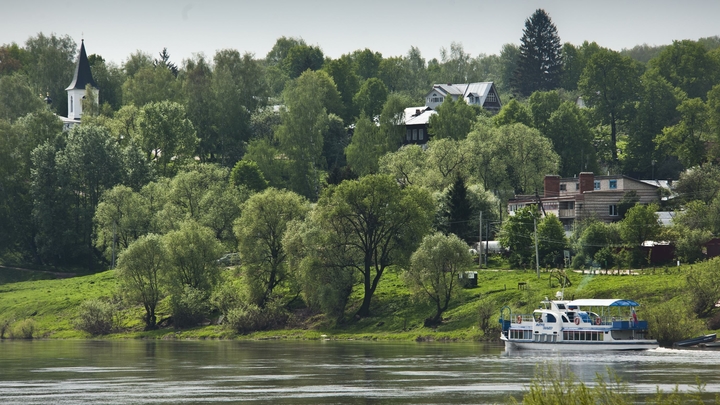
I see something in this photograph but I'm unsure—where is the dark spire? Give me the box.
[65,39,97,90]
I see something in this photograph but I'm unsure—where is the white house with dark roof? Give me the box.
[402,82,502,145]
[425,82,502,112]
[61,39,98,129]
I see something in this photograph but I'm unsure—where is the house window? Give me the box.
[560,184,566,191]
[486,92,496,103]
[412,129,418,140]
[406,129,411,141]
[575,183,580,191]
[70,96,73,112]
[594,181,601,190]
[609,205,618,216]
[609,179,617,189]
[418,128,424,140]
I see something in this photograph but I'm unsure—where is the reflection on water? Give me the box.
[0,340,719,404]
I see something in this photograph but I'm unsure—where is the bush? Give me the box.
[75,299,116,335]
[225,300,289,334]
[477,299,496,336]
[10,319,36,339]
[0,319,10,339]
[170,286,210,329]
[645,300,703,345]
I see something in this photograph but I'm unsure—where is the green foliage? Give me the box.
[686,258,720,318]
[163,221,223,292]
[494,99,532,127]
[544,101,596,177]
[579,48,642,162]
[230,160,268,192]
[225,300,289,334]
[673,227,712,264]
[24,33,76,115]
[10,319,36,339]
[283,44,324,79]
[656,98,712,168]
[137,100,197,176]
[650,39,720,100]
[312,175,434,317]
[353,77,388,118]
[619,203,661,246]
[444,176,474,242]
[645,299,703,345]
[234,188,309,307]
[74,299,116,335]
[122,65,179,106]
[537,214,566,267]
[513,9,563,96]
[345,113,381,176]
[428,96,478,140]
[169,285,210,328]
[0,73,44,122]
[499,206,539,268]
[117,234,166,329]
[406,232,472,323]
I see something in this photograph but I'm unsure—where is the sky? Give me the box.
[3,0,720,66]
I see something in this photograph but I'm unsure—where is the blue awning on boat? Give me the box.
[567,299,640,307]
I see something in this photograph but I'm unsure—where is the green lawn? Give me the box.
[0,264,706,341]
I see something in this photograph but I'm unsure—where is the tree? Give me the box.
[183,55,215,162]
[650,40,720,100]
[444,176,474,243]
[313,175,434,317]
[137,100,198,176]
[24,33,76,115]
[619,203,661,266]
[527,90,562,134]
[514,9,563,96]
[425,138,470,190]
[283,44,324,78]
[685,258,720,318]
[88,54,124,111]
[579,48,642,163]
[121,65,179,106]
[494,99,532,127]
[163,221,223,292]
[117,234,166,330]
[624,69,682,178]
[93,185,151,263]
[492,123,559,194]
[230,160,268,192]
[428,96,478,140]
[537,214,566,267]
[353,78,388,118]
[234,188,309,307]
[0,74,45,122]
[323,55,360,122]
[345,113,382,176]
[353,48,382,80]
[655,98,711,168]
[266,36,306,67]
[499,205,539,268]
[276,70,340,199]
[378,144,426,187]
[406,233,472,324]
[544,101,596,176]
[576,220,621,267]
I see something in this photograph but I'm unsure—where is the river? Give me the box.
[1,340,719,404]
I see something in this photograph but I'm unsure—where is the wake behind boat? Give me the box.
[499,295,658,351]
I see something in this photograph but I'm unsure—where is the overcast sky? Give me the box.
[4,0,720,66]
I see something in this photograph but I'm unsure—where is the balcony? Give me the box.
[558,209,575,218]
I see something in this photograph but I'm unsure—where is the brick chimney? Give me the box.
[544,175,560,197]
[579,172,594,193]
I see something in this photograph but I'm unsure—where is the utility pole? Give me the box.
[485,221,490,267]
[478,211,482,268]
[112,221,117,269]
[534,216,540,279]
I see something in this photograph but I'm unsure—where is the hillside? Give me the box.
[0,265,707,343]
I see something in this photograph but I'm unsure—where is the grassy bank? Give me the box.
[0,264,709,341]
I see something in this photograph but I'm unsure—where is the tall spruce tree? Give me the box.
[446,175,474,243]
[514,9,563,96]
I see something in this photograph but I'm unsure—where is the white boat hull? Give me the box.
[503,339,659,351]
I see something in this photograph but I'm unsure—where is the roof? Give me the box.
[427,82,496,104]
[568,299,640,307]
[403,106,435,126]
[66,40,97,91]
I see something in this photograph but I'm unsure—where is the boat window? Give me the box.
[557,304,566,310]
[546,314,557,323]
[561,315,569,323]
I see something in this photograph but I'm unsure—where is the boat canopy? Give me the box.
[567,299,639,307]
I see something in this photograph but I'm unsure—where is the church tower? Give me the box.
[65,39,98,120]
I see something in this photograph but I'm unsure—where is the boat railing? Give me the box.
[512,314,534,324]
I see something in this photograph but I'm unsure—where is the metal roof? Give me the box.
[66,40,98,91]
[403,106,435,125]
[568,299,640,307]
[428,82,495,104]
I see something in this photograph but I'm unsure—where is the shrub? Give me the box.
[645,300,703,345]
[10,319,36,339]
[0,319,10,339]
[170,286,210,329]
[477,299,496,335]
[75,299,116,335]
[225,300,289,334]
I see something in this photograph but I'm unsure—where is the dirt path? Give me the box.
[0,265,76,278]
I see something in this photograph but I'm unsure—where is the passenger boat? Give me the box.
[499,295,659,351]
[673,334,717,348]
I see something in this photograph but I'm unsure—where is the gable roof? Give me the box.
[66,40,97,91]
[426,82,496,104]
[403,106,436,125]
